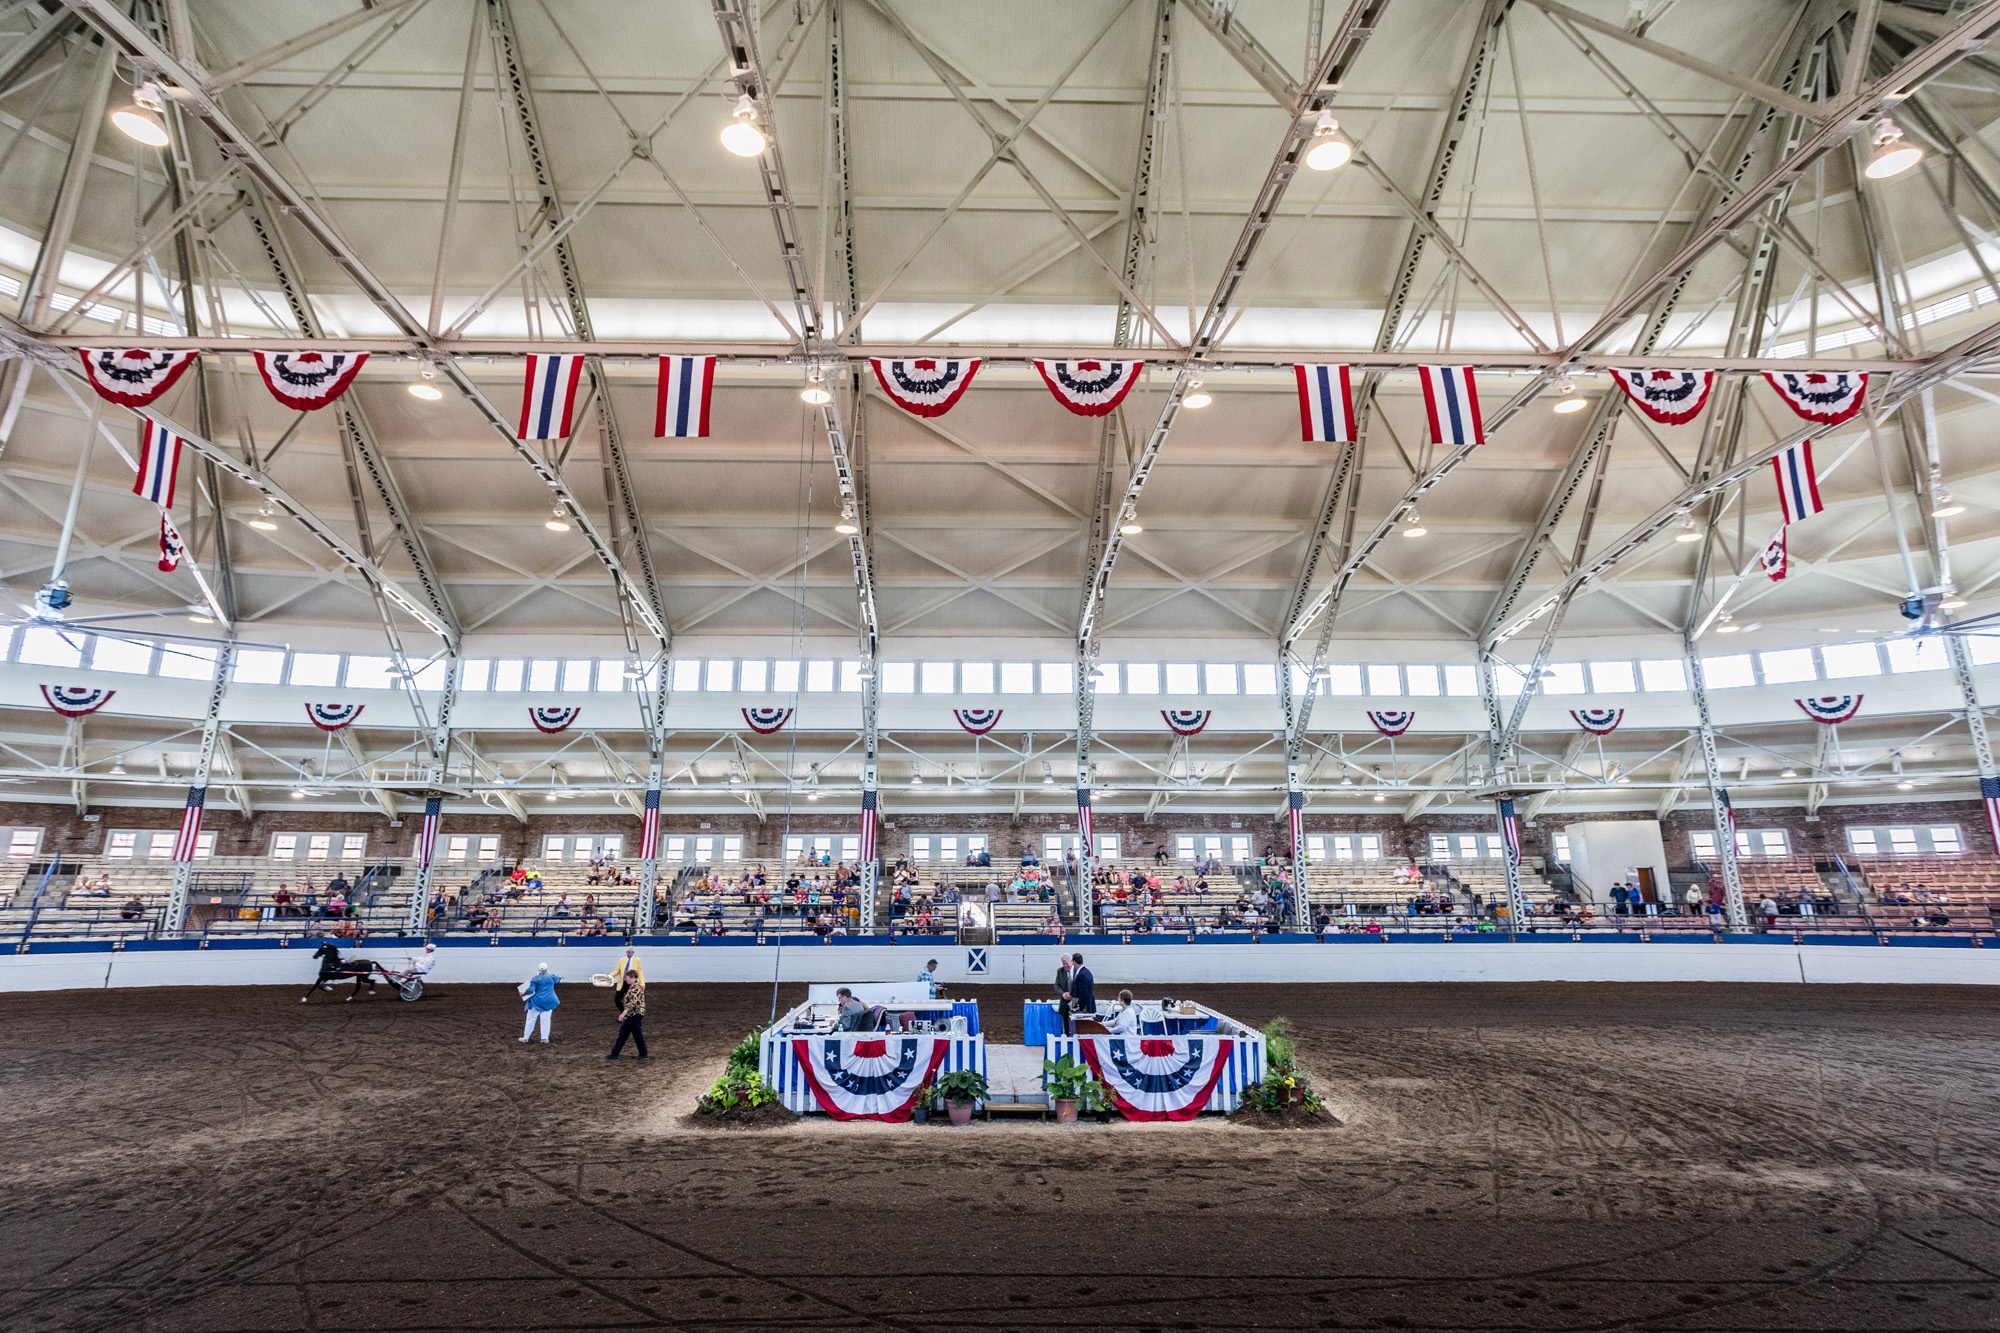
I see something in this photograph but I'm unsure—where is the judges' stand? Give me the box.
[1040,999,1265,1120]
[761,990,985,1119]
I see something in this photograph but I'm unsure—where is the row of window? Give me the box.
[11,627,1987,698]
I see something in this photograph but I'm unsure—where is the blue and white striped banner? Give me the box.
[1294,363,1357,442]
[516,353,587,440]
[655,355,714,437]
[1418,365,1484,445]
[134,419,183,507]
[1772,439,1823,524]
[761,1031,985,1116]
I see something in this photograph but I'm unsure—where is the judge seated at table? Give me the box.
[834,988,870,1030]
[1106,989,1141,1034]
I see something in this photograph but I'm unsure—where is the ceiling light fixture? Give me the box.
[1781,767,1796,777]
[622,660,643,678]
[721,93,767,156]
[408,364,442,400]
[1182,377,1211,409]
[544,505,570,532]
[246,502,278,532]
[1931,490,1965,517]
[1401,510,1427,537]
[1553,374,1588,413]
[1118,503,1143,536]
[1864,118,1922,180]
[1373,792,1386,802]
[1716,615,1740,633]
[1942,597,1968,610]
[1674,517,1703,543]
[111,81,170,147]
[1896,779,1915,790]
[834,501,859,535]
[911,770,923,786]
[109,758,125,775]
[801,367,832,405]
[188,613,213,624]
[292,788,305,799]
[1304,109,1351,171]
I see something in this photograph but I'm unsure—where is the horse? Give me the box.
[301,940,388,1002]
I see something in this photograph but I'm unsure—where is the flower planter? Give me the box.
[1053,1098,1079,1125]
[912,1105,930,1124]
[947,1100,975,1127]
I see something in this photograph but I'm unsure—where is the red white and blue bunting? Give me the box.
[1612,368,1713,425]
[1295,363,1357,442]
[156,508,185,572]
[529,705,581,734]
[1367,709,1414,737]
[40,684,114,717]
[790,1036,951,1121]
[655,355,715,437]
[1075,1036,1236,1122]
[1162,709,1211,736]
[1764,370,1867,426]
[517,353,587,440]
[252,351,367,411]
[1418,365,1484,445]
[133,419,184,508]
[1796,694,1862,724]
[1033,359,1142,416]
[1772,439,1824,524]
[870,358,980,417]
[954,707,1002,734]
[1570,708,1625,735]
[742,706,794,734]
[305,702,365,731]
[1760,532,1788,581]
[77,349,198,407]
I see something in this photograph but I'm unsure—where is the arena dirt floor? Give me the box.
[3,980,1999,1331]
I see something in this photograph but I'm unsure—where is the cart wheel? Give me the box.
[398,979,423,1002]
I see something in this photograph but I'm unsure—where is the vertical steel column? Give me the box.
[165,638,234,932]
[1476,653,1525,931]
[1685,639,1745,926]
[860,670,880,932]
[1947,631,1999,834]
[636,652,670,932]
[404,658,459,933]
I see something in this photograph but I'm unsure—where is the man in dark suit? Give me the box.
[1054,955,1076,1034]
[1068,953,1096,1025]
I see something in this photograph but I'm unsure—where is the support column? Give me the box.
[1945,633,2000,851]
[165,639,235,933]
[859,669,880,932]
[1476,653,1527,932]
[1286,766,1308,927]
[404,658,459,933]
[636,652,670,932]
[1685,640,1746,926]
[1073,649,1096,932]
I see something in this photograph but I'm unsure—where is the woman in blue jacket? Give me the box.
[519,962,561,1043]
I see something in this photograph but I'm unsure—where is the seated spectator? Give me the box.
[327,873,351,899]
[81,876,111,898]
[602,911,622,934]
[271,885,293,915]
[119,895,146,921]
[510,864,528,883]
[326,891,349,917]
[578,915,607,937]
[552,893,572,918]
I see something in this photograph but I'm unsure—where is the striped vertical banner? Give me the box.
[171,785,207,862]
[1982,776,2000,856]
[762,1031,986,1115]
[414,795,442,868]
[858,788,878,866]
[1042,1034,1262,1114]
[1418,365,1485,445]
[639,786,662,860]
[134,419,184,507]
[1077,787,1094,855]
[1498,797,1521,867]
[1771,439,1824,524]
[1719,787,1737,843]
[516,353,588,440]
[1288,788,1305,863]
[1294,364,1356,442]
[655,355,716,437]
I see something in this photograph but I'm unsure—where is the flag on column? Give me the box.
[1294,364,1357,442]
[516,353,587,440]
[171,786,207,862]
[1718,788,1738,843]
[134,419,184,507]
[1982,776,2000,857]
[1418,365,1485,445]
[415,795,442,868]
[1759,531,1787,581]
[640,787,662,860]
[655,355,715,437]
[157,508,185,572]
[1288,788,1305,863]
[858,788,878,865]
[1498,797,1521,867]
[1771,439,1824,524]
[1077,787,1094,855]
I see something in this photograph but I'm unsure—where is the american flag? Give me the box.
[1718,787,1738,845]
[858,788,878,866]
[171,786,207,862]
[1076,787,1093,855]
[1498,798,1521,867]
[639,786,661,860]
[1983,776,2000,857]
[1288,788,1305,862]
[415,795,442,868]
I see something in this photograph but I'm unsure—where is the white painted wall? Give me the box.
[1565,820,1672,903]
[4,940,1998,992]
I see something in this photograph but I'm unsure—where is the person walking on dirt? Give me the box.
[606,972,647,1060]
[518,963,561,1043]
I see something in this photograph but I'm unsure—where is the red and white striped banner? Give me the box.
[640,787,661,860]
[1772,439,1824,524]
[790,1035,951,1121]
[1418,365,1484,445]
[172,786,208,862]
[1295,364,1357,442]
[656,355,715,437]
[517,353,587,439]
[1077,786,1094,855]
[858,788,878,866]
[134,419,183,507]
[1076,1036,1235,1122]
[414,795,442,868]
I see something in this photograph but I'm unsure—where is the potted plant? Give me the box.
[1077,1077,1114,1123]
[933,1067,987,1126]
[1042,1052,1094,1125]
[910,1082,934,1124]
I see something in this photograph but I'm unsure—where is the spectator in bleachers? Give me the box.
[80,875,111,898]
[1684,883,1705,917]
[1760,895,1780,928]
[271,884,294,915]
[119,895,145,921]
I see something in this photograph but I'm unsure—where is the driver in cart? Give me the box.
[406,942,438,981]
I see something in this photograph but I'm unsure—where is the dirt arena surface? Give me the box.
[3,979,1999,1331]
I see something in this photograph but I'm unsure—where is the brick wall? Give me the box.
[4,797,1989,865]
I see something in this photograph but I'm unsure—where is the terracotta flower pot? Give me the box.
[947,1100,975,1126]
[1053,1098,1079,1125]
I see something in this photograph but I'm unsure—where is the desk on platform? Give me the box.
[1022,1000,1222,1044]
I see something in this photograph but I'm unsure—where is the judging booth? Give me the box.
[760,984,986,1120]
[1042,999,1265,1121]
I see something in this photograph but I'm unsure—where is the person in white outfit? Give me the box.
[518,963,561,1043]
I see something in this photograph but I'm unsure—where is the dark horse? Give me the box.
[301,940,387,1002]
